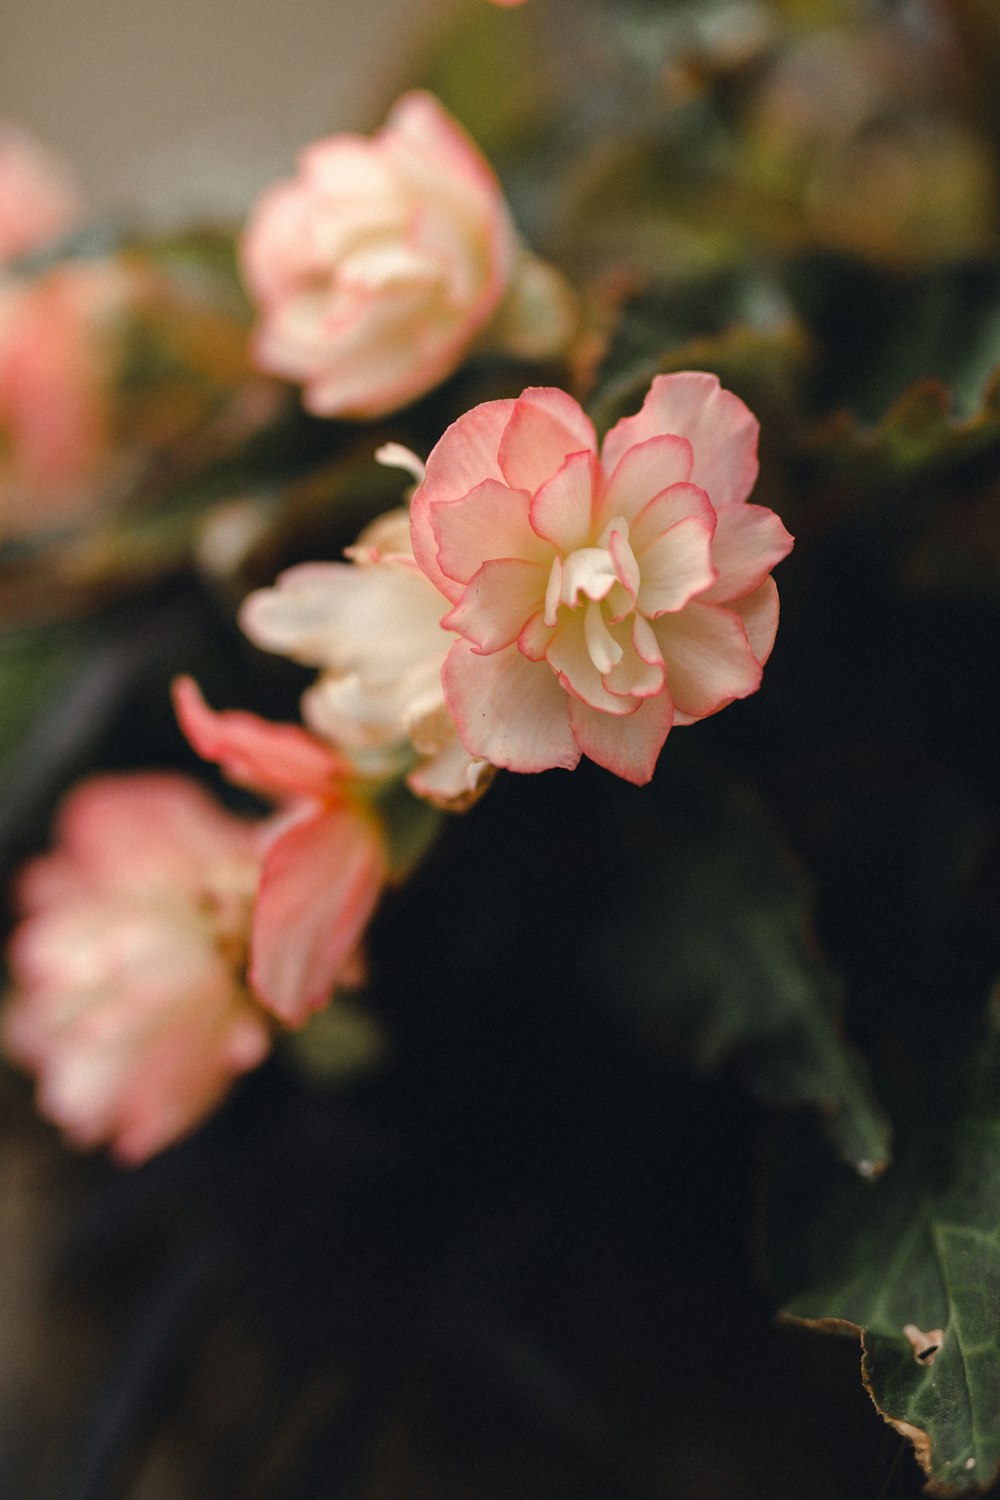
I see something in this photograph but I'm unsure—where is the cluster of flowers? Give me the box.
[2,91,792,1162]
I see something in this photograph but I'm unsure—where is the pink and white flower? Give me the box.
[239,499,491,809]
[3,774,271,1165]
[173,678,389,1023]
[240,91,574,420]
[409,373,793,785]
[0,123,81,267]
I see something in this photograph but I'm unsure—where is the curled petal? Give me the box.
[629,482,715,554]
[596,434,694,532]
[173,677,351,803]
[568,690,673,786]
[429,477,544,588]
[498,387,598,494]
[443,640,579,772]
[411,398,515,594]
[529,449,598,552]
[635,515,717,618]
[546,615,636,715]
[732,576,781,665]
[443,557,548,653]
[655,602,762,720]
[251,803,387,1026]
[699,503,794,604]
[602,372,759,509]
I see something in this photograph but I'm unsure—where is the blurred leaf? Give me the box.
[773,1011,1000,1494]
[587,758,890,1177]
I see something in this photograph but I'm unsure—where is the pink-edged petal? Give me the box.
[429,478,546,588]
[732,576,780,665]
[497,387,597,494]
[442,557,547,653]
[568,689,673,786]
[608,528,640,602]
[528,449,598,551]
[635,515,717,617]
[699,503,794,603]
[411,398,516,595]
[250,803,386,1025]
[173,677,350,803]
[596,434,694,532]
[630,482,715,553]
[545,615,635,715]
[517,610,556,661]
[603,617,665,699]
[406,736,493,811]
[602,372,759,508]
[654,602,762,720]
[442,640,580,772]
[386,91,511,221]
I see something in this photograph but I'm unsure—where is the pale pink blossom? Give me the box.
[173,677,389,1023]
[240,91,574,420]
[239,497,491,809]
[0,124,81,266]
[3,774,271,1165]
[409,373,793,785]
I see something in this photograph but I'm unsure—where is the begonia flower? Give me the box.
[239,498,491,809]
[409,372,793,785]
[173,677,389,1024]
[240,91,575,420]
[2,774,271,1165]
[0,123,81,267]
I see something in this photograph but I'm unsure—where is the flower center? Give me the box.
[543,516,640,673]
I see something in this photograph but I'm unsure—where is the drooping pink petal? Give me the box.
[529,449,598,551]
[173,677,351,803]
[443,557,548,653]
[655,602,762,720]
[430,477,545,589]
[731,576,781,665]
[250,803,386,1026]
[698,503,795,603]
[635,515,717,617]
[443,640,580,772]
[596,434,694,532]
[568,690,673,786]
[411,398,515,593]
[497,387,597,494]
[602,373,759,509]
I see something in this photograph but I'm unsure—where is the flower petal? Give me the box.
[732,576,780,665]
[406,736,493,811]
[529,449,598,551]
[498,387,597,494]
[629,481,715,553]
[443,640,580,772]
[655,602,762,720]
[635,515,717,617]
[596,434,694,532]
[602,372,759,509]
[546,614,636,715]
[443,557,548,653]
[429,477,547,589]
[173,677,350,802]
[568,689,673,786]
[250,803,386,1025]
[699,503,794,603]
[411,400,516,593]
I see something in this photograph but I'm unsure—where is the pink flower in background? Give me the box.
[0,259,125,537]
[240,91,572,420]
[410,373,793,785]
[240,498,490,809]
[173,678,388,1025]
[0,123,81,266]
[3,775,271,1165]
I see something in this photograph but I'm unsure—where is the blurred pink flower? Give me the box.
[0,123,81,266]
[3,774,271,1165]
[240,501,491,810]
[410,373,793,785]
[0,259,124,537]
[240,91,573,419]
[173,677,389,1025]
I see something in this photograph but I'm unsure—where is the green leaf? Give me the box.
[586,754,890,1177]
[774,1016,1000,1493]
